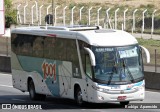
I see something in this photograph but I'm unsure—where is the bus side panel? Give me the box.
[12,70,21,90]
[58,61,89,101]
[29,71,52,95]
[16,56,60,96]
[43,59,60,97]
[11,51,27,91]
[58,61,73,99]
[12,69,53,95]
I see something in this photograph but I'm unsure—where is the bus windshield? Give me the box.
[92,45,143,84]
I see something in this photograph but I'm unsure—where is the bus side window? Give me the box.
[32,37,44,58]
[12,34,34,56]
[44,37,56,59]
[85,55,92,79]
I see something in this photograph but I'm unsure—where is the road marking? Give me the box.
[12,99,25,102]
[146,90,160,93]
[0,84,13,88]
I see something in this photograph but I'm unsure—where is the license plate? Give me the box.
[111,86,120,90]
[117,96,127,100]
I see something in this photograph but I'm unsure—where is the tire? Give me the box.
[75,87,83,106]
[120,101,129,107]
[28,79,39,100]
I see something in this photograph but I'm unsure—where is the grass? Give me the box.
[137,38,160,47]
[137,38,160,66]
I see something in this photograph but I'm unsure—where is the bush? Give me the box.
[5,0,17,28]
[5,16,16,28]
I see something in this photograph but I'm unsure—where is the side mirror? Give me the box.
[84,47,96,66]
[140,45,150,63]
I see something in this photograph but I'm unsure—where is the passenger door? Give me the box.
[85,54,94,102]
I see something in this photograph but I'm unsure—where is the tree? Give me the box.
[5,0,17,28]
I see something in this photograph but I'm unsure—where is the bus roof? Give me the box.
[11,26,138,47]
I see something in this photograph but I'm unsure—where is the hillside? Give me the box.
[3,0,160,66]
[12,0,160,9]
[11,0,160,31]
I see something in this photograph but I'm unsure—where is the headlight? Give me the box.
[92,85,109,93]
[138,85,145,90]
[133,84,144,91]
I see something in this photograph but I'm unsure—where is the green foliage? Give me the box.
[78,19,88,25]
[5,0,17,28]
[147,4,155,9]
[137,38,160,65]
[137,38,160,47]
[5,15,16,28]
[69,2,76,9]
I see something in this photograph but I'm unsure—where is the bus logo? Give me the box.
[42,61,56,82]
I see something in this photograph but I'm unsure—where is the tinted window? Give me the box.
[12,34,82,78]
[11,34,36,56]
[44,37,56,59]
[32,36,44,58]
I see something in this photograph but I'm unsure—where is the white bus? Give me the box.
[11,26,150,106]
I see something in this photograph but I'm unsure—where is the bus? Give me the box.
[11,26,150,106]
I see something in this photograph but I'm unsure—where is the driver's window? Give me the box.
[85,55,92,79]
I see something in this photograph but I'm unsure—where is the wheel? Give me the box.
[28,79,38,100]
[75,87,83,106]
[120,101,129,106]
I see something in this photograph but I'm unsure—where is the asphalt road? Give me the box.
[0,73,160,112]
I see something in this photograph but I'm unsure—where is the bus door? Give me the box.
[85,54,94,102]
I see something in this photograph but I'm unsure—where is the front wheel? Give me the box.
[75,87,83,106]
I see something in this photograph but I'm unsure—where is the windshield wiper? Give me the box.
[107,62,117,85]
[107,72,113,85]
[121,59,135,83]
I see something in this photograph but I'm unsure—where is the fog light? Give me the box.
[98,96,104,100]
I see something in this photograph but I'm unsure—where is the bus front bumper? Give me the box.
[92,87,145,103]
